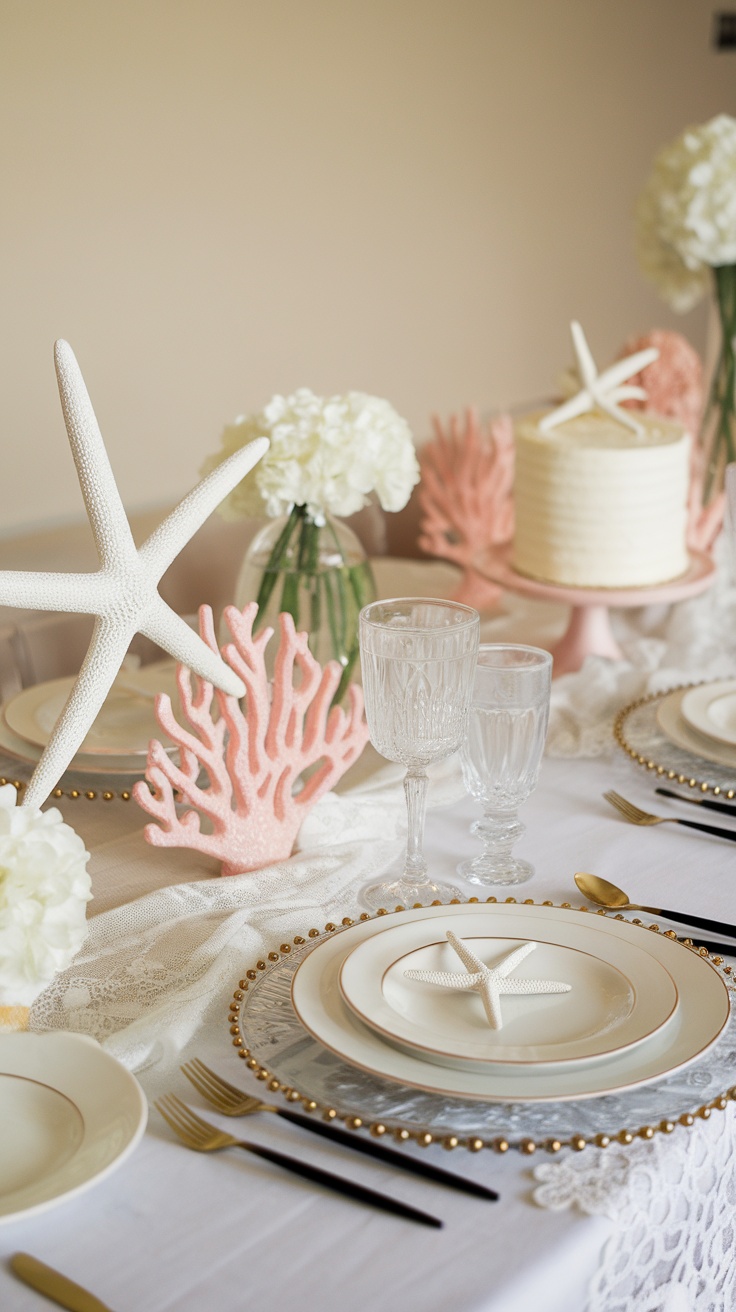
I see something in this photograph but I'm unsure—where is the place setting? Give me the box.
[0,659,180,779]
[614,679,736,800]
[225,601,736,1158]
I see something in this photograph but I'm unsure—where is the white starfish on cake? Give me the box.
[539,321,658,437]
[404,931,571,1030]
[0,340,269,809]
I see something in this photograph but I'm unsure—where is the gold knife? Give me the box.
[9,1253,115,1312]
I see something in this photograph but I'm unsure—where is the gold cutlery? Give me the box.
[9,1253,114,1312]
[574,872,736,947]
[181,1058,498,1200]
[603,790,736,842]
[155,1094,442,1227]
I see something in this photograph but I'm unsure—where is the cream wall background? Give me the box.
[0,0,734,536]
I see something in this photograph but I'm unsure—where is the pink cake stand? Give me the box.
[473,545,716,677]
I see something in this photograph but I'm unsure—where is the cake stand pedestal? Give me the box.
[473,546,716,676]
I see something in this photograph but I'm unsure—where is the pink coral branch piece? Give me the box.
[133,602,370,876]
[616,329,725,551]
[418,407,514,610]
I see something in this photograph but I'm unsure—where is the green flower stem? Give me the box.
[304,517,322,637]
[333,559,376,704]
[705,264,736,499]
[253,505,304,624]
[251,504,376,703]
[322,567,341,663]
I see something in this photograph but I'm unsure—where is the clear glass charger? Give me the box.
[615,685,736,796]
[233,907,736,1153]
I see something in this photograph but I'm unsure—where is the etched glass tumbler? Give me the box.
[459,644,552,886]
[359,597,480,911]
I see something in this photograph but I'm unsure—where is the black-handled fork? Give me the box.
[181,1059,498,1201]
[656,787,736,819]
[604,790,736,842]
[156,1095,443,1228]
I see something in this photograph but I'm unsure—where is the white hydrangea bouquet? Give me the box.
[203,388,420,696]
[0,785,91,1031]
[636,114,736,495]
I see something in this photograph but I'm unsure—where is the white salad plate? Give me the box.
[4,664,178,756]
[656,688,736,770]
[338,919,679,1071]
[680,680,736,748]
[0,1031,147,1223]
[291,904,730,1103]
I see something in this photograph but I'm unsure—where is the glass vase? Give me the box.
[234,505,376,700]
[702,264,736,502]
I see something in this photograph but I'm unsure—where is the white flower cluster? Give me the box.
[636,114,736,311]
[0,786,91,1006]
[203,388,420,521]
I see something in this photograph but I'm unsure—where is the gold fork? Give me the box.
[155,1094,442,1226]
[603,791,736,842]
[181,1059,270,1117]
[180,1059,498,1200]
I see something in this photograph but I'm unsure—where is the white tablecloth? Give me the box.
[2,745,736,1312]
[3,553,736,1311]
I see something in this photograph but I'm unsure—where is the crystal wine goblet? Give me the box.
[358,597,480,911]
[458,644,552,886]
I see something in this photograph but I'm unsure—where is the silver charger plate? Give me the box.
[234,901,736,1151]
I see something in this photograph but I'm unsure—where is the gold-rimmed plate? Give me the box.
[655,688,736,769]
[0,1032,147,1223]
[4,665,178,757]
[681,680,736,748]
[291,904,729,1103]
[338,920,679,1072]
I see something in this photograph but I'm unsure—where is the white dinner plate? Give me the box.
[292,904,730,1102]
[4,665,178,756]
[656,688,736,769]
[338,920,679,1071]
[0,1031,147,1223]
[0,711,164,776]
[680,681,736,748]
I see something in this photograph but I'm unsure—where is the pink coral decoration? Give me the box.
[617,329,725,551]
[133,603,370,876]
[418,408,514,610]
[617,329,704,436]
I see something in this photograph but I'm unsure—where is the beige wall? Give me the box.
[0,0,733,536]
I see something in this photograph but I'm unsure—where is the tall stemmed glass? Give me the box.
[458,644,552,886]
[359,597,480,911]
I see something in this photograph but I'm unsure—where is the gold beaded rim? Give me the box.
[229,897,736,1155]
[613,684,736,798]
[0,776,133,803]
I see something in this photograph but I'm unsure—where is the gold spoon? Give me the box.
[574,872,736,942]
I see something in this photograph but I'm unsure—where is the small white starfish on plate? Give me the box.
[539,321,658,437]
[404,931,571,1030]
[0,340,269,808]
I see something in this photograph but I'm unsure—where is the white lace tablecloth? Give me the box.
[4,550,736,1312]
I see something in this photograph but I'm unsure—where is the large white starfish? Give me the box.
[0,340,269,809]
[404,931,571,1030]
[539,321,658,437]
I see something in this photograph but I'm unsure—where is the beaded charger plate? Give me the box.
[614,685,736,797]
[231,900,736,1156]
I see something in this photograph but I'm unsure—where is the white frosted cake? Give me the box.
[512,409,691,589]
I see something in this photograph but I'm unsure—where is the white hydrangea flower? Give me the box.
[636,114,736,311]
[0,785,92,1006]
[202,388,420,520]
